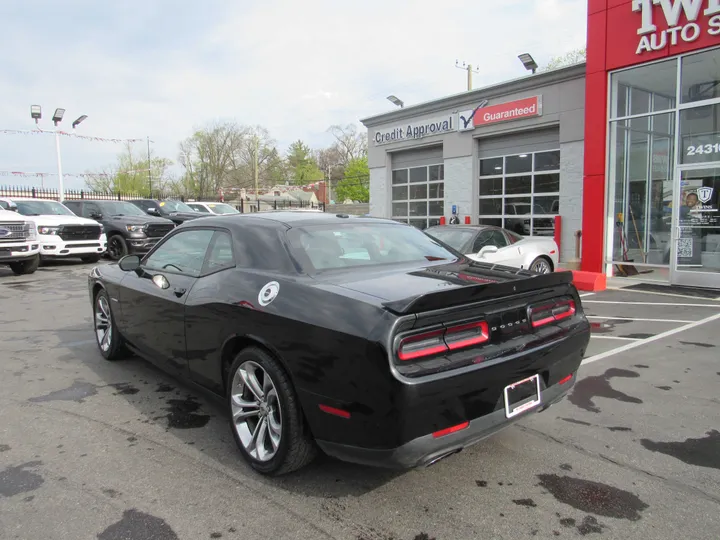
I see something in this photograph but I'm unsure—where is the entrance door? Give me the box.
[670,165,720,288]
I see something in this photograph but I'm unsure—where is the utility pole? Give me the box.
[254,136,259,212]
[455,60,480,91]
[146,136,152,195]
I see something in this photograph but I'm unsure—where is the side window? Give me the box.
[144,229,214,277]
[203,231,235,273]
[193,205,210,213]
[84,202,101,218]
[0,201,7,210]
[64,202,80,215]
[473,229,508,252]
[506,230,522,244]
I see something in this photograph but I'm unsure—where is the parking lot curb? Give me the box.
[559,269,607,292]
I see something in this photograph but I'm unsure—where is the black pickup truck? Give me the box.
[65,200,175,260]
[129,199,205,226]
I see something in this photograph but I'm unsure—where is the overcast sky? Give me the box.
[0,0,587,190]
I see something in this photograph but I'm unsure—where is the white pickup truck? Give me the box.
[0,197,107,263]
[0,208,40,275]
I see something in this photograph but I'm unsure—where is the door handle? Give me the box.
[173,287,187,298]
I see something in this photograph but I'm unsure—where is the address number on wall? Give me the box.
[687,144,720,156]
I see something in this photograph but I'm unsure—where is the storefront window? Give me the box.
[680,103,720,164]
[391,163,444,229]
[681,49,720,104]
[608,113,674,265]
[610,58,677,118]
[607,48,720,285]
[478,150,559,236]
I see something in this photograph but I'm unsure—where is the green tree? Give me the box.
[335,157,369,203]
[85,142,172,195]
[286,140,324,185]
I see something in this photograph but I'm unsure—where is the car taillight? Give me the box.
[397,321,490,361]
[529,299,576,328]
[397,329,447,361]
[445,321,489,351]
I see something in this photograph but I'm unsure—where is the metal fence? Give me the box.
[0,186,326,213]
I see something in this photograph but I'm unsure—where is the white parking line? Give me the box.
[590,336,640,341]
[582,312,720,366]
[587,315,695,323]
[584,300,720,308]
[607,286,720,302]
[579,293,595,298]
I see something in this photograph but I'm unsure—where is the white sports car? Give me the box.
[425,225,559,273]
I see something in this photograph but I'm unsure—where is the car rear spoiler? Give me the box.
[382,270,575,315]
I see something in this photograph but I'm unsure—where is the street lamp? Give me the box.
[30,105,88,202]
[518,53,538,74]
[72,115,87,129]
[387,95,404,108]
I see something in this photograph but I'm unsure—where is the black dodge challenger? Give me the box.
[88,212,590,475]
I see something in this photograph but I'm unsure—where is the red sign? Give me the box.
[472,96,542,127]
[605,0,720,70]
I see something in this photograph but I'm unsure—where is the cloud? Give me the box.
[0,0,587,190]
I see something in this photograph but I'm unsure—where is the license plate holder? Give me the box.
[504,374,542,419]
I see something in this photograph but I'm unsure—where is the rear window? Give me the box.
[286,223,459,272]
[424,228,475,252]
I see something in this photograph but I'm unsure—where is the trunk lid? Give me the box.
[327,260,573,314]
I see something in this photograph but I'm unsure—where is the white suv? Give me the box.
[0,197,107,263]
[0,208,40,274]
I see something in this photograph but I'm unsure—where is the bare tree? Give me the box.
[327,124,368,168]
[542,48,586,71]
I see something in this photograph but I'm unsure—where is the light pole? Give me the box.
[31,105,87,202]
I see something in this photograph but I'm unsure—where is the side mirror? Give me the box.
[90,212,103,219]
[478,245,499,258]
[147,207,160,215]
[118,254,141,271]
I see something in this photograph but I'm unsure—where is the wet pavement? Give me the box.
[1,261,719,540]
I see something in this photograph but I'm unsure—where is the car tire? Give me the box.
[9,255,39,275]
[529,256,553,274]
[227,347,316,475]
[93,289,127,361]
[107,234,128,261]
[82,254,101,264]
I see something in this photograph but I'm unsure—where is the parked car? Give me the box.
[186,201,240,215]
[88,212,589,475]
[64,200,176,261]
[0,208,40,274]
[425,225,559,274]
[129,199,205,225]
[0,197,107,263]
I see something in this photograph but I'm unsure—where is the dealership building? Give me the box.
[361,0,720,289]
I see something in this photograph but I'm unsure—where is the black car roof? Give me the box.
[179,211,399,230]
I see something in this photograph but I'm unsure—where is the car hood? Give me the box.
[23,214,100,226]
[106,215,174,226]
[317,259,568,306]
[163,212,202,221]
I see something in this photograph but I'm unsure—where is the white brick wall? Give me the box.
[559,141,584,263]
[369,167,387,217]
[443,156,474,220]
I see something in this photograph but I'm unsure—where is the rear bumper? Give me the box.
[317,374,574,469]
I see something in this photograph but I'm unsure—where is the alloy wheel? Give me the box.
[531,258,552,274]
[94,295,112,352]
[109,237,124,260]
[230,361,282,462]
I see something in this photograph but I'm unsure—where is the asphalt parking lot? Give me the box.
[1,262,719,540]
